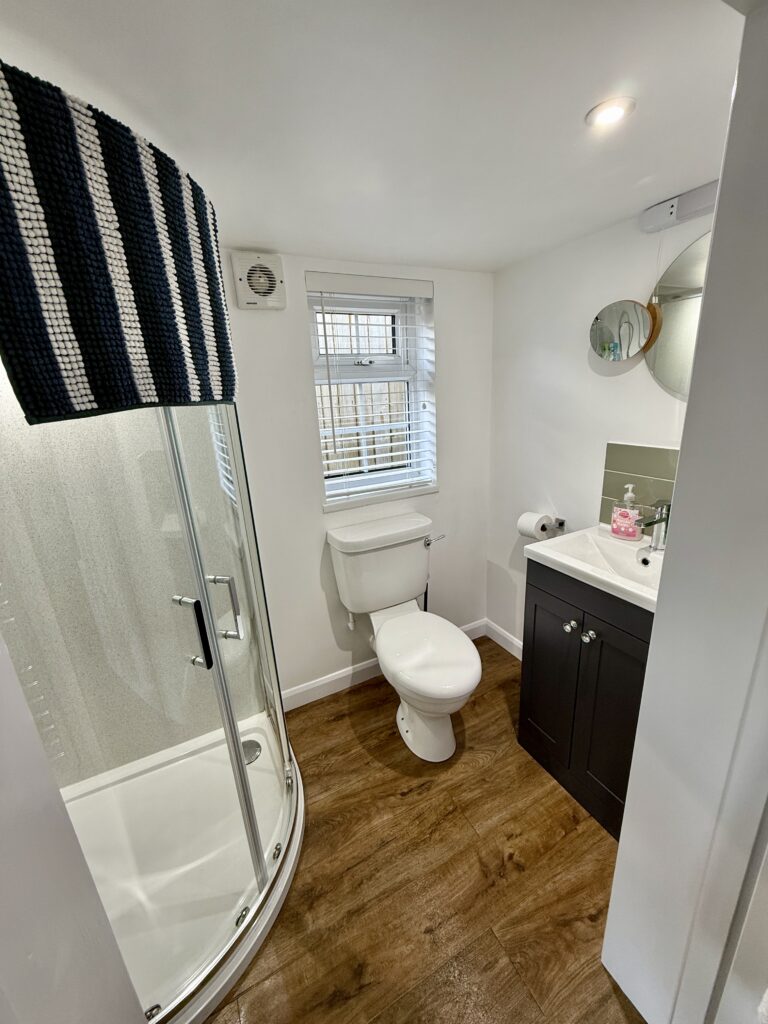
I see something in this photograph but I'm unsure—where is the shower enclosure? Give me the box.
[0,367,302,1022]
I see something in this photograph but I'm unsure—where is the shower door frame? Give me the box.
[154,405,299,1024]
[224,403,293,783]
[162,408,268,889]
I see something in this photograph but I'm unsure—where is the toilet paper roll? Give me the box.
[517,512,554,539]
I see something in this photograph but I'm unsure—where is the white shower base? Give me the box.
[62,712,291,1016]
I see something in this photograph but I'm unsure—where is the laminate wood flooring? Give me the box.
[206,637,643,1024]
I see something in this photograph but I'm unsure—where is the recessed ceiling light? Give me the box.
[585,97,636,128]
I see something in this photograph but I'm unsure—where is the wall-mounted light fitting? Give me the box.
[584,97,636,128]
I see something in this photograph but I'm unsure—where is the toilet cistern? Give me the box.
[326,513,481,762]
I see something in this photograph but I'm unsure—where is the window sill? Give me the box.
[322,483,439,514]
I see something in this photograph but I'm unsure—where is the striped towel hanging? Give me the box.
[0,60,236,424]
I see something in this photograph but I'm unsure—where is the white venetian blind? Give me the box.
[305,272,436,506]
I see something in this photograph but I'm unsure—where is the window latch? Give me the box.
[354,358,375,366]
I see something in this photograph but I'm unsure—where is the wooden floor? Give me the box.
[206,637,644,1024]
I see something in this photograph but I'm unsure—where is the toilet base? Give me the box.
[396,701,456,762]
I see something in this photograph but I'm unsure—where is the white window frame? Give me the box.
[306,278,437,511]
[312,302,401,368]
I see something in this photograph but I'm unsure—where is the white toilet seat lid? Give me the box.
[376,611,482,699]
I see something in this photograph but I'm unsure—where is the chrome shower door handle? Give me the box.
[172,595,213,669]
[206,574,244,640]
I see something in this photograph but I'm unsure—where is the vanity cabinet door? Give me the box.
[519,586,584,768]
[570,614,648,838]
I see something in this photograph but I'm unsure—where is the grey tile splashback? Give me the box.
[600,442,679,528]
[604,443,679,481]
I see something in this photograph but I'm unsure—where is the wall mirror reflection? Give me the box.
[590,300,656,361]
[646,232,711,400]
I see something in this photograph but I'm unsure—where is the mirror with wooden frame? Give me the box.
[590,299,661,361]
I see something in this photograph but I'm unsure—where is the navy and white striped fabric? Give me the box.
[0,60,236,424]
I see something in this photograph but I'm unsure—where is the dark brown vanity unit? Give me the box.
[519,560,652,839]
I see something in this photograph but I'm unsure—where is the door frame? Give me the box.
[0,635,145,1024]
[602,5,768,1021]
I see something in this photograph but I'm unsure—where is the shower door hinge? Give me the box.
[284,761,294,789]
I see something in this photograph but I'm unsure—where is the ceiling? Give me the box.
[0,0,743,270]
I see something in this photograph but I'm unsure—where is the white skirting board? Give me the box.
[280,618,522,712]
[483,619,523,659]
[280,656,381,712]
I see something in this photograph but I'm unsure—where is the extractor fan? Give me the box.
[230,252,286,309]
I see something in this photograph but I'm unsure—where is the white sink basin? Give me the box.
[524,525,662,611]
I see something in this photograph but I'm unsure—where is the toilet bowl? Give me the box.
[370,601,482,761]
[326,512,483,762]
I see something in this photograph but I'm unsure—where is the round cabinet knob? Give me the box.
[562,620,578,633]
[581,630,598,644]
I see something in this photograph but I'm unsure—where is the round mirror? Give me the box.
[590,300,654,361]
[645,232,711,400]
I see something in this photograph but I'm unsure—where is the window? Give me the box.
[306,272,436,508]
[316,311,396,358]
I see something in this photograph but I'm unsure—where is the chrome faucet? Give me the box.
[636,500,672,552]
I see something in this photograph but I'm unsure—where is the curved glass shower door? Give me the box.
[0,372,294,1020]
[171,405,294,874]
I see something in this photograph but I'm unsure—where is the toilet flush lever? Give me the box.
[424,534,446,548]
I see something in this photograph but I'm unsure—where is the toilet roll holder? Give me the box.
[518,513,567,539]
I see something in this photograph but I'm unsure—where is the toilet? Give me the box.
[326,513,481,762]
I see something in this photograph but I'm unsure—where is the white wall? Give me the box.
[0,636,143,1024]
[486,215,710,643]
[715,833,768,1024]
[226,255,493,695]
[603,6,768,1020]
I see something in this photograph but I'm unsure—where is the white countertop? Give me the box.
[524,525,663,612]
